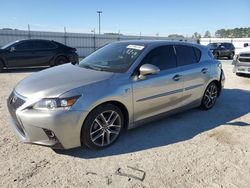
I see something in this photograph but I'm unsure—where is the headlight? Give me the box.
[33,96,80,110]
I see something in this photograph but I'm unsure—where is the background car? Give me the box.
[207,42,235,59]
[0,39,78,71]
[233,46,250,76]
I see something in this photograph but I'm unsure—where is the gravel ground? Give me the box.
[0,60,250,188]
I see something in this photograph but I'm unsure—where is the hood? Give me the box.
[235,47,250,55]
[15,63,114,98]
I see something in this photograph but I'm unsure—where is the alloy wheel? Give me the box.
[203,84,218,109]
[90,110,122,147]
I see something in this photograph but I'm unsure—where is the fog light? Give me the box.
[43,129,57,141]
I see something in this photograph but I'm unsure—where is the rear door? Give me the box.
[175,45,210,106]
[31,40,57,66]
[132,45,184,122]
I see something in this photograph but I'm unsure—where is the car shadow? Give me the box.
[55,88,250,158]
[1,67,47,73]
[237,74,250,78]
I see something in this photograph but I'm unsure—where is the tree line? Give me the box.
[168,27,250,39]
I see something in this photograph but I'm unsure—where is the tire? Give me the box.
[236,73,242,76]
[200,82,218,110]
[228,52,234,59]
[81,103,124,150]
[0,59,4,73]
[54,56,68,66]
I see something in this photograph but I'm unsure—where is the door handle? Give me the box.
[173,74,182,81]
[201,68,208,74]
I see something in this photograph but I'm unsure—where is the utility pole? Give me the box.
[97,11,102,34]
[28,24,31,39]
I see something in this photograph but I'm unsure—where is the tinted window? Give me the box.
[14,41,33,51]
[33,41,56,49]
[175,45,198,66]
[193,47,201,62]
[207,43,218,49]
[224,43,234,49]
[141,45,177,71]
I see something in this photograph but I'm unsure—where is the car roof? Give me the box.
[14,39,53,43]
[113,40,204,49]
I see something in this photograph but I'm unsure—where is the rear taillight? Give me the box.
[218,62,222,69]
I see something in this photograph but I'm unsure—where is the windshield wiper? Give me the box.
[81,64,105,71]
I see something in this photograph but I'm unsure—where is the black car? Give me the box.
[207,42,235,59]
[0,39,78,70]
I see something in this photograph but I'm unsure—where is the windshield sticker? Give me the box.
[126,44,144,50]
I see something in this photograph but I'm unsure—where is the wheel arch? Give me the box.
[52,54,69,66]
[85,100,130,130]
[80,100,130,147]
[204,79,222,97]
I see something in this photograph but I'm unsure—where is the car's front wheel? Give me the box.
[228,52,234,59]
[0,59,4,72]
[200,82,218,110]
[81,103,124,149]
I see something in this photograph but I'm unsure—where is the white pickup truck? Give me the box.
[233,45,250,76]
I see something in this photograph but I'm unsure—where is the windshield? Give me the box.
[78,43,145,73]
[1,41,17,49]
[207,43,219,49]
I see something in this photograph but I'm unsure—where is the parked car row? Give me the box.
[0,39,78,71]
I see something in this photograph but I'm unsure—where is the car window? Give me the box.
[193,47,201,62]
[175,45,198,66]
[14,41,33,51]
[79,43,145,73]
[140,45,177,71]
[33,41,56,49]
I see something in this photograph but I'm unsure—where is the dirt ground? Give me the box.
[0,60,250,188]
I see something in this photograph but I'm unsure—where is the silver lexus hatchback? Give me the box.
[7,41,225,150]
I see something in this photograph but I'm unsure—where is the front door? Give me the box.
[132,45,184,122]
[6,40,36,67]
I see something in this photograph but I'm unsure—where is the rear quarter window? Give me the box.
[175,45,199,66]
[193,47,201,62]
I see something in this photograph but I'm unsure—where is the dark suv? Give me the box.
[207,42,235,59]
[0,39,78,70]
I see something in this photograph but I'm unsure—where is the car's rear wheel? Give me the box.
[81,103,124,150]
[54,56,68,66]
[200,82,218,110]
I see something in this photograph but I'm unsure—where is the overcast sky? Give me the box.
[0,0,249,36]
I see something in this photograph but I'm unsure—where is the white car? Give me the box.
[233,46,250,76]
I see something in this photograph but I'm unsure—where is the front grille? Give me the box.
[7,92,26,136]
[239,58,250,63]
[240,53,250,57]
[9,92,26,110]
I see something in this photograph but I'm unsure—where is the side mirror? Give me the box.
[139,64,160,79]
[10,46,16,52]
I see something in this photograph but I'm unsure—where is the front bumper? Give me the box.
[7,92,87,149]
[234,65,250,74]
